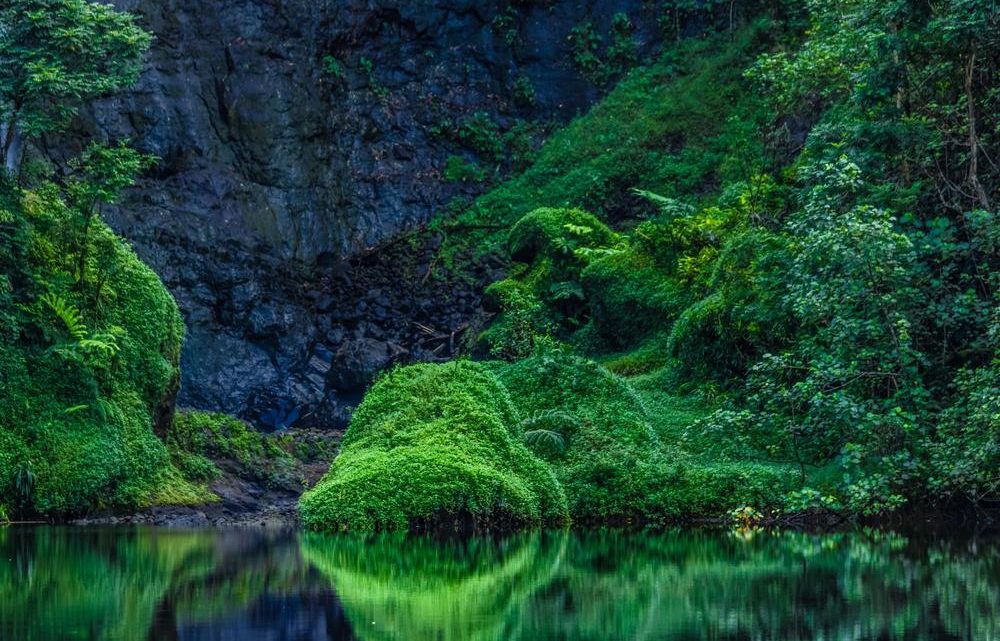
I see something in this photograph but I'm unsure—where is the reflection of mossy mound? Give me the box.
[301,531,566,641]
[299,361,568,532]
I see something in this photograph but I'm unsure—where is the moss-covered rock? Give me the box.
[299,361,568,533]
[494,351,794,521]
[507,207,615,264]
[581,248,687,346]
[0,189,185,515]
[492,351,669,522]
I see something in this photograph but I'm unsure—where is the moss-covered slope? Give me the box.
[0,186,185,515]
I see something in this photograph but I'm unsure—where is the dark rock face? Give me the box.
[55,0,662,428]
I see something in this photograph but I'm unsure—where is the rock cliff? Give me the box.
[50,0,663,427]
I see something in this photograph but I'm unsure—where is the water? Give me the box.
[1,525,998,641]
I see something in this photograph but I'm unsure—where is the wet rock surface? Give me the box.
[50,0,663,429]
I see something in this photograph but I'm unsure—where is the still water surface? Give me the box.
[1,525,998,640]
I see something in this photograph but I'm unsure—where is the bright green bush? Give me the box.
[493,351,667,521]
[507,207,616,264]
[0,187,184,515]
[299,361,569,532]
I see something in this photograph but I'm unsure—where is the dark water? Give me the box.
[1,525,999,641]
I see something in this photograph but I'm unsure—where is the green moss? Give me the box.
[167,410,301,490]
[493,351,670,522]
[0,187,184,515]
[507,207,616,264]
[299,361,569,533]
[441,26,770,259]
[582,248,688,346]
[494,351,795,521]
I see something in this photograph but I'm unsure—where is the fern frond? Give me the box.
[78,335,120,357]
[93,398,120,423]
[549,280,585,301]
[631,188,696,219]
[41,293,88,340]
[64,404,91,414]
[523,429,567,455]
[519,409,579,433]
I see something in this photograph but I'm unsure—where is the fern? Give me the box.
[63,404,91,414]
[523,429,567,455]
[41,293,88,340]
[78,334,120,357]
[631,188,696,219]
[549,280,585,301]
[520,409,577,456]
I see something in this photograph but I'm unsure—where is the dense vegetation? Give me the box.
[308,0,999,529]
[0,0,197,517]
[0,0,996,528]
[300,361,568,532]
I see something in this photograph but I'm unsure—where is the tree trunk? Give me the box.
[1,120,24,176]
[965,51,991,210]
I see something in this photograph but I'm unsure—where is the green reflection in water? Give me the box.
[301,531,567,641]
[0,526,323,640]
[305,528,1000,641]
[2,526,1000,640]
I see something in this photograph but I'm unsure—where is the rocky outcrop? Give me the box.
[50,0,663,428]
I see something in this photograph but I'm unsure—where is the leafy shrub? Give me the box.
[443,155,487,184]
[0,201,184,514]
[299,361,568,532]
[168,411,296,487]
[928,363,1000,503]
[480,279,553,360]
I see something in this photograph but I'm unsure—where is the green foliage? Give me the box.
[928,361,1000,502]
[493,350,791,521]
[442,155,486,184]
[299,361,569,533]
[168,411,297,488]
[322,54,345,80]
[41,292,87,340]
[359,56,388,99]
[0,0,151,171]
[0,182,184,516]
[569,21,605,85]
[481,279,552,360]
[512,74,536,107]
[443,26,772,260]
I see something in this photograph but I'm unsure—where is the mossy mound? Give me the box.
[492,351,669,522]
[0,192,185,515]
[299,361,568,533]
[494,351,795,521]
[507,207,616,264]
